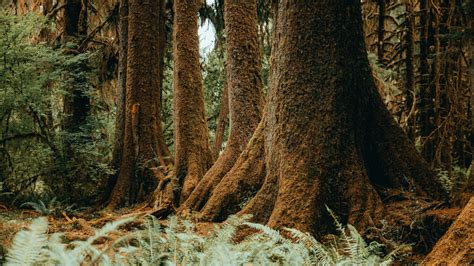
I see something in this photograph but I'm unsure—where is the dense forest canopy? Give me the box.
[0,0,473,264]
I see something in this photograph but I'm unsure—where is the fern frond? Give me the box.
[243,222,287,243]
[284,227,335,265]
[6,217,48,266]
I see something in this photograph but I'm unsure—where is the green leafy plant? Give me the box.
[6,212,410,265]
[0,11,114,203]
[20,197,77,216]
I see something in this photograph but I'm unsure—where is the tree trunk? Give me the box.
[213,80,229,159]
[182,0,264,211]
[171,0,213,204]
[422,197,474,265]
[62,0,89,134]
[61,0,90,198]
[377,0,385,64]
[418,0,436,164]
[196,0,446,237]
[455,14,474,207]
[404,0,415,140]
[106,0,128,202]
[106,0,170,209]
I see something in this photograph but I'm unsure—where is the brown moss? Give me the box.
[182,0,264,211]
[186,0,446,239]
[171,0,213,204]
[422,197,474,265]
[106,0,170,209]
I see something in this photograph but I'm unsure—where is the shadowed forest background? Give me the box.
[0,0,473,265]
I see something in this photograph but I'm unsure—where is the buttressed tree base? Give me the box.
[186,0,447,237]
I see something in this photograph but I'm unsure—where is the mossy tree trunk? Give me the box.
[61,0,90,198]
[106,0,170,209]
[170,0,213,204]
[422,197,474,265]
[195,0,446,237]
[111,0,129,173]
[183,0,265,211]
[62,0,89,136]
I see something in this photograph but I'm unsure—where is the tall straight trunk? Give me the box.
[470,15,474,196]
[404,0,415,140]
[106,0,128,201]
[196,0,445,237]
[377,0,386,64]
[106,0,169,209]
[61,0,90,198]
[455,14,474,207]
[418,0,436,164]
[171,0,213,204]
[183,0,264,211]
[62,0,89,135]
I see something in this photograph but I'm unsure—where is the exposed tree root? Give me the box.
[200,122,266,221]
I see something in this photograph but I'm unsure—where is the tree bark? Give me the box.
[213,80,229,159]
[404,0,415,140]
[106,0,170,209]
[377,0,385,64]
[195,0,446,237]
[182,0,264,211]
[106,0,128,201]
[418,0,436,165]
[61,0,90,198]
[62,0,89,134]
[111,0,129,174]
[455,14,474,207]
[422,197,474,265]
[171,0,213,204]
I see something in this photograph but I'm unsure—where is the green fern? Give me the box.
[6,213,409,265]
[5,217,48,266]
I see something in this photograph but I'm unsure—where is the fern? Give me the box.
[6,213,409,265]
[6,217,48,266]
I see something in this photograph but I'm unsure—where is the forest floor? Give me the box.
[0,196,467,264]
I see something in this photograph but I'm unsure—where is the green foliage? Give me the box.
[6,213,409,265]
[5,217,48,266]
[202,47,226,140]
[436,165,471,195]
[20,197,78,216]
[0,11,114,203]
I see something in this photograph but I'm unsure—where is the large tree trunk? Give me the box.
[455,13,474,207]
[196,0,446,237]
[106,0,169,209]
[111,0,128,176]
[61,0,90,198]
[171,0,213,204]
[105,0,128,202]
[422,197,474,265]
[182,0,264,211]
